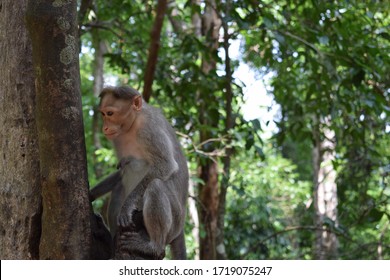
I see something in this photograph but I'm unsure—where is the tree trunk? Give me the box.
[0,0,42,259]
[313,118,338,259]
[217,5,233,259]
[143,0,168,102]
[196,0,222,260]
[198,161,219,259]
[26,0,92,259]
[91,28,107,179]
[191,0,202,37]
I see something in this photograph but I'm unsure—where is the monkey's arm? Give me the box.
[117,179,176,259]
[90,171,121,201]
[145,128,179,181]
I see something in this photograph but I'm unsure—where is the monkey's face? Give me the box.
[99,94,140,140]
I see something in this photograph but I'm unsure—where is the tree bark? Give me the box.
[0,0,42,259]
[143,0,168,102]
[217,4,233,259]
[313,117,338,259]
[191,0,202,37]
[26,0,92,259]
[198,161,219,259]
[91,28,107,179]
[196,0,222,260]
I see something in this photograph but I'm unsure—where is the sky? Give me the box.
[228,39,279,136]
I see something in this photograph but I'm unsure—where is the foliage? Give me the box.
[225,145,313,259]
[242,0,390,259]
[78,0,390,259]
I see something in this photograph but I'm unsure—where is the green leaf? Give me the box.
[251,119,261,131]
[254,145,265,160]
[366,208,384,223]
[378,32,390,41]
[245,134,254,150]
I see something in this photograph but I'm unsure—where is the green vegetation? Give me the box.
[79,0,389,259]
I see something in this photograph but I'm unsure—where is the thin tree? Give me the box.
[143,0,168,102]
[194,0,222,260]
[217,0,234,260]
[313,117,338,259]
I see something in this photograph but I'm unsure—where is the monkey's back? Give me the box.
[142,103,189,203]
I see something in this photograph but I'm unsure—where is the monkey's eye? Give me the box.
[107,111,114,116]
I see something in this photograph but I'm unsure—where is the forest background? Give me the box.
[0,0,389,260]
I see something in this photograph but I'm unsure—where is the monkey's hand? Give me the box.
[117,206,137,230]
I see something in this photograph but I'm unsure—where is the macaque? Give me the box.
[90,85,188,259]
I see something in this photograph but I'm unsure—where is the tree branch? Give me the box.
[143,0,168,102]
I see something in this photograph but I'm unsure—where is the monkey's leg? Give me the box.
[114,214,150,260]
[118,179,172,259]
[117,181,146,230]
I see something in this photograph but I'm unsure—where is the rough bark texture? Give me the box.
[25,0,92,259]
[143,0,168,102]
[0,0,42,259]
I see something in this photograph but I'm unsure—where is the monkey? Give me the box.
[90,85,189,259]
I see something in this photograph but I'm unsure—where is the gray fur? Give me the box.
[90,86,189,259]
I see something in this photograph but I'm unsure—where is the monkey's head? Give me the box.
[99,86,143,140]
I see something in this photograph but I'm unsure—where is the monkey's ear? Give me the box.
[133,95,142,111]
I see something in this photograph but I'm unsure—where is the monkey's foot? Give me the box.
[118,209,145,232]
[118,231,165,260]
[117,209,136,229]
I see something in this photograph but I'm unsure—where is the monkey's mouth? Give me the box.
[104,132,117,138]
